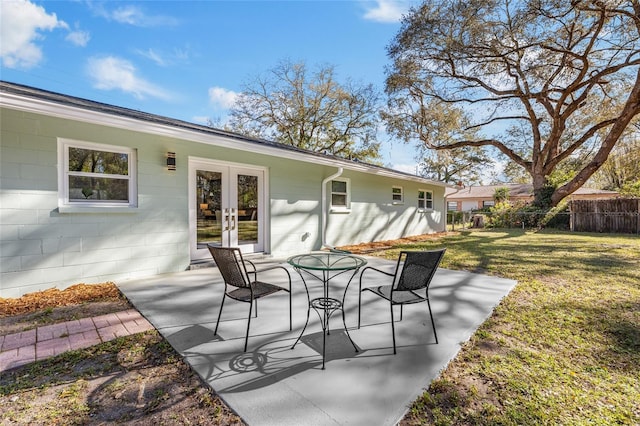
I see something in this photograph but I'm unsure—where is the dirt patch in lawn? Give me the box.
[337,232,452,254]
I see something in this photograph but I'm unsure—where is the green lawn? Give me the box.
[372,229,640,425]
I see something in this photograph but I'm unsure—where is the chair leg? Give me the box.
[357,278,363,329]
[390,302,397,355]
[245,298,254,352]
[427,298,438,344]
[214,293,226,335]
[288,289,292,331]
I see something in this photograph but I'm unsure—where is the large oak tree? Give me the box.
[384,0,640,207]
[419,146,495,185]
[228,59,381,162]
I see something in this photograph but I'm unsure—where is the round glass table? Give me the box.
[287,251,367,369]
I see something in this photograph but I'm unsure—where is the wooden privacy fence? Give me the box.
[569,199,640,234]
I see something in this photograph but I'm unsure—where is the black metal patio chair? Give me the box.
[357,249,446,354]
[208,245,292,351]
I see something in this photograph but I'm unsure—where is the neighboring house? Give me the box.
[0,81,447,298]
[445,183,619,212]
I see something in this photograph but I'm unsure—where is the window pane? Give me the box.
[332,180,347,193]
[69,147,129,175]
[418,199,425,209]
[69,176,129,202]
[393,187,402,194]
[426,192,433,200]
[418,190,425,198]
[332,194,347,206]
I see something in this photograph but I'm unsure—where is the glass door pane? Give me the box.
[190,160,264,260]
[196,170,223,248]
[236,174,259,245]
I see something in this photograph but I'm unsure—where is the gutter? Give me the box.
[321,167,344,250]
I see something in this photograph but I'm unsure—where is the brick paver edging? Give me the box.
[0,309,155,372]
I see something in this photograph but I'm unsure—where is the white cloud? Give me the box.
[90,3,179,27]
[362,0,410,23]
[208,87,238,110]
[136,48,167,66]
[192,116,211,125]
[66,29,90,47]
[0,0,68,69]
[86,56,171,100]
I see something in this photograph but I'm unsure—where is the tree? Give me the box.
[227,59,381,162]
[589,122,640,193]
[384,0,640,208]
[419,145,494,185]
[494,187,510,203]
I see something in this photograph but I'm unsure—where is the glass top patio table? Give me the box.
[287,252,367,271]
[287,251,367,369]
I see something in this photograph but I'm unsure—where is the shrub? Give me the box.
[484,201,570,229]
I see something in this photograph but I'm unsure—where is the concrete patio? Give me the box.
[117,255,516,426]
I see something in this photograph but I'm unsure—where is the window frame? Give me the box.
[418,189,434,211]
[57,138,138,210]
[330,178,351,212]
[392,185,404,205]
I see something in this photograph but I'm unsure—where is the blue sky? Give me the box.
[1,0,422,172]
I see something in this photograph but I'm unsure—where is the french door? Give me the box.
[189,158,265,260]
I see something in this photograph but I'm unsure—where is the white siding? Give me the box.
[1,104,445,297]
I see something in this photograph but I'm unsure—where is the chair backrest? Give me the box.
[207,245,250,289]
[395,249,446,292]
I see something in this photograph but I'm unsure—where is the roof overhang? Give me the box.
[1,83,446,188]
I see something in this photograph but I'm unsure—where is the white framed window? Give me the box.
[392,186,404,204]
[330,178,350,210]
[483,200,495,208]
[58,138,137,209]
[418,189,433,210]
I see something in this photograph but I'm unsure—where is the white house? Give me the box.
[0,81,447,298]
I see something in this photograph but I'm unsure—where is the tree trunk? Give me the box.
[531,172,549,208]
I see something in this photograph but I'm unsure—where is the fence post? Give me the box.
[569,201,574,231]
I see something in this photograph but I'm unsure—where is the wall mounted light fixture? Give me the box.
[166,152,176,171]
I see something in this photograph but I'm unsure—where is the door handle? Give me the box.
[231,208,236,230]
[224,208,230,231]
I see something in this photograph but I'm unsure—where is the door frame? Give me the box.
[188,156,269,261]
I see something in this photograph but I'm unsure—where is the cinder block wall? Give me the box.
[1,108,190,298]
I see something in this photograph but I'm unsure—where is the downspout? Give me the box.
[321,167,343,249]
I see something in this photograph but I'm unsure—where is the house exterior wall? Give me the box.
[324,171,445,247]
[1,107,192,297]
[1,104,445,298]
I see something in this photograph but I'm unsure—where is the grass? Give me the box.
[2,228,637,424]
[388,229,640,425]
